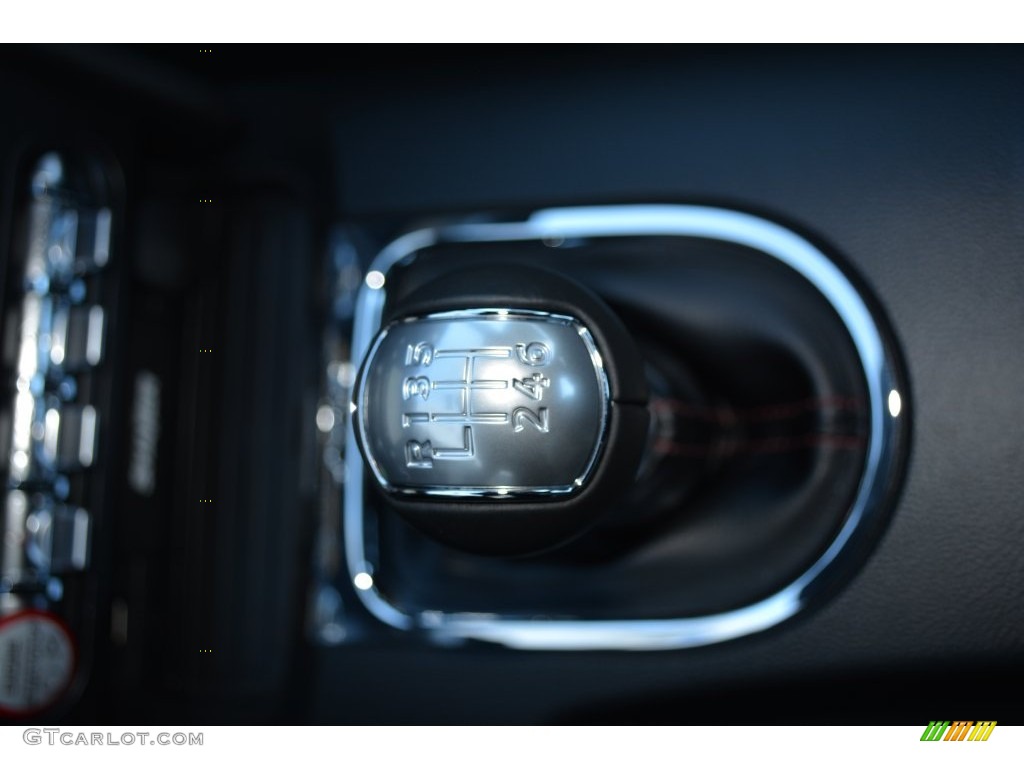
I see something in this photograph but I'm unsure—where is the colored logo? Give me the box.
[920,721,996,741]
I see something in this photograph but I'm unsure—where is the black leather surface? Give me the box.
[368,238,877,618]
[312,46,1024,722]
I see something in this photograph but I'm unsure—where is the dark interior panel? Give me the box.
[0,44,1020,724]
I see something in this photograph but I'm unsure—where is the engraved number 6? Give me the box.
[515,342,550,366]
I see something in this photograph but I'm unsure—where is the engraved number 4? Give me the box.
[513,407,549,433]
[512,372,550,401]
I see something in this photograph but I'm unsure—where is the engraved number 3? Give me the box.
[403,376,431,400]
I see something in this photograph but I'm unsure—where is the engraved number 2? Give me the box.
[513,407,549,433]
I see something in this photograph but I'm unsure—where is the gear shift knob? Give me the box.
[360,310,609,494]
[353,265,649,555]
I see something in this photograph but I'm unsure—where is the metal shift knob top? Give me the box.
[353,265,650,555]
[359,311,608,496]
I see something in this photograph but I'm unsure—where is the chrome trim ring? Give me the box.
[344,204,907,649]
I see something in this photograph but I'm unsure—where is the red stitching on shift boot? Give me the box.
[651,395,863,423]
[653,433,866,457]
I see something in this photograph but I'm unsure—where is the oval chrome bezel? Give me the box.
[343,204,909,650]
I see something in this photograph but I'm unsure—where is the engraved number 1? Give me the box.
[405,342,434,366]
